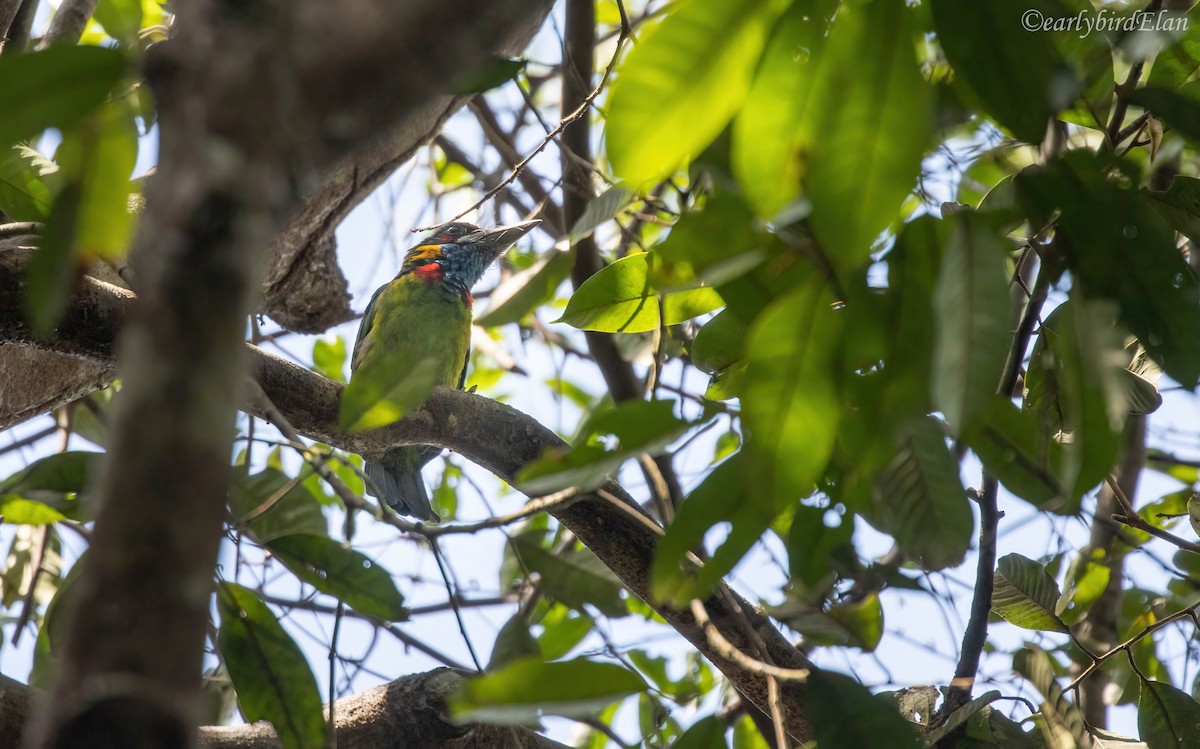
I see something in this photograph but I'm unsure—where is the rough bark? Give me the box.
[12,2,554,748]
[0,254,815,742]
[0,670,569,749]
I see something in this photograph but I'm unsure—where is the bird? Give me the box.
[350,218,539,522]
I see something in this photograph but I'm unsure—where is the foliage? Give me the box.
[7,0,1200,747]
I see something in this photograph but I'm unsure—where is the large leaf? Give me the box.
[1024,299,1127,501]
[1017,151,1200,387]
[0,144,57,221]
[690,309,745,375]
[1148,22,1200,90]
[868,418,971,570]
[94,0,144,46]
[606,0,784,188]
[931,212,1012,435]
[339,353,439,433]
[803,0,932,277]
[557,253,724,333]
[511,531,625,618]
[448,656,645,723]
[1013,646,1090,749]
[569,186,634,245]
[1143,177,1200,245]
[991,553,1069,633]
[311,336,347,383]
[0,46,127,149]
[787,504,854,589]
[230,468,327,544]
[931,0,1074,142]
[1128,85,1200,145]
[965,397,1071,511]
[267,534,407,621]
[808,670,923,749]
[517,399,690,495]
[742,277,841,509]
[731,1,832,218]
[0,451,100,524]
[1139,679,1200,749]
[217,583,327,749]
[671,716,726,748]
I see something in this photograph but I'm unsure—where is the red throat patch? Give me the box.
[413,262,443,282]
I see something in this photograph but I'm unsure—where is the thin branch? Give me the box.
[1067,600,1200,692]
[1103,0,1163,149]
[40,0,99,47]
[688,599,811,683]
[1107,475,1200,555]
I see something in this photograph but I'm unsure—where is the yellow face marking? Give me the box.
[407,245,442,263]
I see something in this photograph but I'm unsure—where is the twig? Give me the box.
[1107,475,1200,555]
[428,538,484,671]
[328,601,343,749]
[0,222,41,238]
[1103,0,1163,150]
[688,599,811,683]
[1066,600,1200,692]
[420,487,580,537]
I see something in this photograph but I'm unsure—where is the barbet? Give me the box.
[351,219,539,522]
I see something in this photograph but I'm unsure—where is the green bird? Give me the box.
[351,219,539,522]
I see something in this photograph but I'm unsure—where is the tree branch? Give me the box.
[0,670,570,749]
[0,254,815,742]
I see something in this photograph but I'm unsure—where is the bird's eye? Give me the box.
[448,225,464,236]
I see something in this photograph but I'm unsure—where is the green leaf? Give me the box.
[651,454,770,605]
[1019,152,1200,387]
[0,496,67,525]
[991,553,1069,633]
[453,57,525,94]
[742,277,840,509]
[965,397,1070,511]
[1143,177,1200,245]
[670,715,725,749]
[869,418,971,570]
[787,504,854,588]
[476,249,574,327]
[94,0,144,46]
[517,399,690,495]
[1148,23,1200,90]
[808,670,923,749]
[512,531,625,617]
[537,607,594,661]
[732,714,770,749]
[0,144,57,221]
[731,1,832,218]
[1057,551,1111,625]
[606,0,784,188]
[339,354,439,433]
[26,183,82,338]
[804,0,933,277]
[0,46,127,149]
[569,186,633,245]
[311,336,347,383]
[690,309,745,375]
[0,451,98,495]
[931,0,1073,142]
[770,593,885,652]
[448,656,644,723]
[217,583,327,749]
[1013,645,1090,749]
[1139,679,1200,749]
[230,468,327,544]
[488,615,541,672]
[267,534,407,621]
[557,253,724,333]
[1129,85,1200,145]
[931,211,1012,435]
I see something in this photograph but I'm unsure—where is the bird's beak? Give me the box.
[460,220,540,253]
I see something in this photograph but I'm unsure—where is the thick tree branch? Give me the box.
[13,2,554,747]
[1,670,569,749]
[0,256,815,742]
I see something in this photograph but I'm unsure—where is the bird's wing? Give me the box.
[351,281,389,372]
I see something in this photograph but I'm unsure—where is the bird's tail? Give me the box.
[365,448,440,522]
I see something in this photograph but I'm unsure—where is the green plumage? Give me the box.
[349,220,538,522]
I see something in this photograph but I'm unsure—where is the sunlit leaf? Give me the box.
[0,144,57,221]
[671,715,725,748]
[1013,645,1090,749]
[606,0,785,188]
[512,531,625,617]
[932,211,1012,435]
[230,468,327,543]
[537,607,594,661]
[311,336,347,383]
[267,534,407,621]
[0,46,127,149]
[1147,22,1200,90]
[340,354,439,433]
[742,277,840,509]
[488,615,541,672]
[449,656,644,723]
[569,185,633,245]
[217,583,327,749]
[992,553,1069,633]
[557,253,724,333]
[94,0,143,46]
[804,0,933,277]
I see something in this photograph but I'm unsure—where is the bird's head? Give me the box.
[400,219,540,294]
